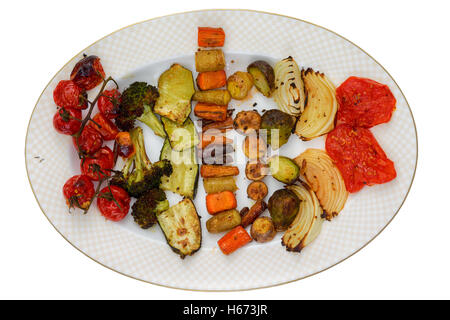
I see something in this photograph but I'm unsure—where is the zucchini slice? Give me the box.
[160,138,199,199]
[156,198,202,259]
[161,116,199,152]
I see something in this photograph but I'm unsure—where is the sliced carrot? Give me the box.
[200,165,239,178]
[198,27,225,47]
[202,117,234,132]
[206,191,237,215]
[217,226,252,255]
[197,70,227,90]
[200,133,233,149]
[194,103,228,122]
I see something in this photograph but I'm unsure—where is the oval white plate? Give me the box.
[26,10,417,291]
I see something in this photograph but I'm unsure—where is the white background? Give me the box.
[1,0,449,299]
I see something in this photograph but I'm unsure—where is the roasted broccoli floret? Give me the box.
[131,189,169,229]
[110,127,172,198]
[115,81,164,135]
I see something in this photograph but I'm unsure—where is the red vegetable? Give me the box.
[70,55,105,90]
[115,132,135,158]
[336,76,396,128]
[73,125,103,156]
[217,226,252,255]
[63,175,95,210]
[325,124,397,193]
[98,89,121,119]
[80,146,115,181]
[89,113,120,141]
[97,185,131,221]
[53,80,87,110]
[53,107,82,135]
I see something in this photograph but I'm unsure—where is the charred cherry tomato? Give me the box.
[80,146,114,181]
[53,80,87,110]
[98,89,121,119]
[115,132,135,158]
[89,113,120,141]
[63,175,95,210]
[70,55,105,90]
[53,107,82,135]
[97,185,130,221]
[73,125,103,156]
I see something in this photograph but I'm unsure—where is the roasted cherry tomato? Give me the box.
[98,89,121,119]
[115,132,135,158]
[53,80,87,110]
[97,185,131,221]
[53,107,82,135]
[81,146,115,181]
[73,125,103,156]
[63,175,95,210]
[70,55,105,90]
[89,113,120,141]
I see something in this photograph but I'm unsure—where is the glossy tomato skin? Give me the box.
[325,124,397,193]
[70,55,105,90]
[336,77,396,128]
[53,107,82,135]
[73,125,103,156]
[81,146,114,181]
[53,80,88,110]
[97,185,130,221]
[89,113,120,141]
[98,89,121,119]
[63,175,95,209]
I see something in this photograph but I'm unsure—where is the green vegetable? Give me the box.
[268,189,300,231]
[247,60,275,97]
[261,109,296,149]
[161,116,199,152]
[137,104,166,137]
[131,189,169,229]
[206,209,241,234]
[159,138,199,199]
[268,155,299,184]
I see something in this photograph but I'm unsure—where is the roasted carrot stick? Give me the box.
[194,103,228,121]
[197,70,227,90]
[200,134,233,149]
[217,226,252,255]
[206,191,237,215]
[200,165,239,178]
[202,117,234,132]
[198,27,225,47]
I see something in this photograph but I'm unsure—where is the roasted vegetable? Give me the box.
[201,143,234,165]
[159,138,198,199]
[194,103,228,121]
[193,89,231,106]
[227,71,253,100]
[268,155,299,184]
[195,49,226,72]
[131,188,169,229]
[268,188,300,231]
[260,109,296,149]
[294,149,348,220]
[217,226,252,255]
[115,81,160,132]
[274,56,306,116]
[251,217,276,243]
[243,135,267,160]
[110,127,172,198]
[198,27,225,47]
[247,181,268,201]
[156,198,202,259]
[282,183,324,252]
[295,69,338,140]
[233,110,261,135]
[206,190,237,215]
[206,209,241,233]
[200,133,233,149]
[196,70,227,91]
[162,116,199,152]
[245,161,269,181]
[138,104,166,137]
[154,64,195,124]
[200,165,239,178]
[202,116,233,132]
[203,176,238,194]
[247,60,275,97]
[241,200,267,228]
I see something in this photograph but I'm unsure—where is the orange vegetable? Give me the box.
[198,27,225,47]
[202,117,234,132]
[200,133,232,149]
[217,226,252,255]
[197,70,227,90]
[206,191,237,215]
[115,132,135,158]
[194,103,228,121]
[200,165,239,178]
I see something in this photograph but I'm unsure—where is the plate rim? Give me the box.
[25,8,418,292]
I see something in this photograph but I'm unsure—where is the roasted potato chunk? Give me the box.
[233,110,261,135]
[247,181,268,201]
[251,217,277,243]
[227,71,253,100]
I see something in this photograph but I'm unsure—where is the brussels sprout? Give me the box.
[268,155,300,184]
[261,110,296,149]
[268,189,300,231]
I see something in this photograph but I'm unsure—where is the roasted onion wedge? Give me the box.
[282,183,324,252]
[294,149,348,220]
[273,56,306,116]
[295,69,338,140]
